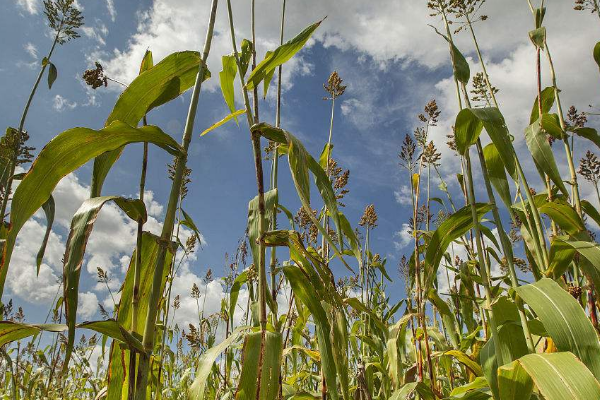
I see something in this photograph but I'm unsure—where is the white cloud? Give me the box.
[78,291,99,319]
[105,0,116,22]
[53,95,78,112]
[394,185,412,206]
[393,223,412,250]
[24,42,37,59]
[15,0,38,14]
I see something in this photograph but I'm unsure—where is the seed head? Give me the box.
[422,141,442,166]
[578,151,600,185]
[399,134,418,171]
[324,71,347,99]
[567,106,587,129]
[82,62,108,89]
[191,283,200,299]
[359,204,378,228]
[44,0,84,45]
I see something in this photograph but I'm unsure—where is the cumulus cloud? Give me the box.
[53,95,78,112]
[15,0,38,14]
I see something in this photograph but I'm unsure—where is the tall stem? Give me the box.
[133,1,219,397]
[270,0,286,302]
[464,151,505,366]
[0,26,61,221]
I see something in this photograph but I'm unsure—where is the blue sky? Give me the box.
[2,0,600,328]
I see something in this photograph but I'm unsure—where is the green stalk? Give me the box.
[270,0,287,303]
[543,40,582,216]
[128,124,149,400]
[225,0,268,334]
[462,11,548,271]
[458,15,537,346]
[464,150,505,366]
[133,1,219,397]
[0,24,62,221]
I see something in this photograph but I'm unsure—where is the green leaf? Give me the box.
[0,322,66,347]
[180,208,202,243]
[62,196,147,372]
[252,123,351,272]
[106,231,175,399]
[517,352,600,400]
[498,360,533,400]
[139,49,154,74]
[229,270,249,322]
[200,109,245,136]
[538,198,585,235]
[0,121,182,297]
[444,350,483,376]
[528,27,546,49]
[552,237,600,298]
[531,87,555,124]
[239,39,253,78]
[92,51,208,196]
[283,265,339,400]
[246,20,323,90]
[524,119,568,195]
[574,127,600,150]
[36,195,55,275]
[390,382,435,400]
[516,278,600,380]
[47,62,57,89]
[483,143,512,210]
[431,26,470,84]
[427,288,460,349]
[77,319,145,354]
[344,297,386,336]
[219,54,238,115]
[188,327,250,400]
[425,203,492,289]
[263,51,275,99]
[247,189,278,272]
[594,42,600,72]
[235,331,283,400]
[455,108,484,155]
[582,200,600,227]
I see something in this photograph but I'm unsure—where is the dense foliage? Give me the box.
[2,0,600,399]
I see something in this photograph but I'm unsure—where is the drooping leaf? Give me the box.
[36,195,55,275]
[0,121,182,297]
[594,42,600,72]
[516,278,600,380]
[47,62,57,89]
[574,127,600,150]
[246,20,323,90]
[455,108,483,155]
[530,87,555,124]
[180,208,202,244]
[92,51,208,196]
[430,26,470,84]
[220,54,238,115]
[62,196,147,373]
[483,143,512,210]
[524,119,568,195]
[247,189,278,271]
[262,51,275,99]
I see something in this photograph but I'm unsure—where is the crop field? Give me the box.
[1,0,600,399]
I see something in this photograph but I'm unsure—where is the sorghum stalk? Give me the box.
[463,150,505,366]
[225,0,268,334]
[133,0,219,397]
[270,0,287,302]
